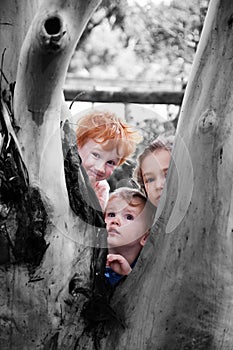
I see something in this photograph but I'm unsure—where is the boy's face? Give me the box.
[78,139,120,184]
[105,198,148,249]
[141,149,171,207]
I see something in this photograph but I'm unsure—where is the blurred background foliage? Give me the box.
[69,0,209,88]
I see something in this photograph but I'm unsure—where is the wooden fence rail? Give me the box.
[64,88,184,105]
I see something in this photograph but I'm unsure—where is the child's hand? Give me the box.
[94,180,110,210]
[106,254,132,276]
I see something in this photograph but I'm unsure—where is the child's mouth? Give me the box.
[89,170,104,180]
[108,229,120,235]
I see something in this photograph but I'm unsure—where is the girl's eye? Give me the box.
[145,177,155,184]
[107,212,115,217]
[92,152,100,159]
[126,214,134,220]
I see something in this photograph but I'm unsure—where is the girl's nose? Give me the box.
[155,175,165,190]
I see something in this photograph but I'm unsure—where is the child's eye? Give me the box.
[92,152,100,159]
[145,177,155,184]
[107,160,116,166]
[126,214,134,220]
[107,212,115,217]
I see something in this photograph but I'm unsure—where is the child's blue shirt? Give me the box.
[105,267,124,286]
[105,259,137,286]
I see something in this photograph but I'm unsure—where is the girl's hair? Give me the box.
[76,110,142,165]
[107,187,155,228]
[134,135,174,193]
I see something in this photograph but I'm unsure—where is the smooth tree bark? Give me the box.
[0,1,109,349]
[98,0,233,349]
[0,0,40,88]
[1,0,233,350]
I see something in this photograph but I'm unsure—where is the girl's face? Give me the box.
[141,149,171,207]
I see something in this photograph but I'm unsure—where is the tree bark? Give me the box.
[2,0,233,349]
[98,0,233,349]
[0,0,40,89]
[0,1,109,349]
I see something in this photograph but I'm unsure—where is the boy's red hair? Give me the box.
[76,110,142,164]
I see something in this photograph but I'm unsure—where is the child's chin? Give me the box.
[150,197,158,207]
[107,238,119,248]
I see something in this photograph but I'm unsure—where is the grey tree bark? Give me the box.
[1,0,233,350]
[99,0,233,349]
[0,1,107,349]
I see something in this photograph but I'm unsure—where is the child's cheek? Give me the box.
[106,168,114,179]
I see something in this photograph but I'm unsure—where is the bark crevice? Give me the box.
[0,96,48,269]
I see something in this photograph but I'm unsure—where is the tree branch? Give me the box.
[14,0,102,207]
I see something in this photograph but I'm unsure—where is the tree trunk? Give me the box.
[1,0,233,349]
[0,1,108,349]
[98,0,233,349]
[0,0,40,89]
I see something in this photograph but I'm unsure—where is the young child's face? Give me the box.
[79,139,120,185]
[105,198,148,249]
[141,149,171,207]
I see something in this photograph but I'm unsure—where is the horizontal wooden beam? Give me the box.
[64,89,184,105]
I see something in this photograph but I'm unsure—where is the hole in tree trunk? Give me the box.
[44,16,61,35]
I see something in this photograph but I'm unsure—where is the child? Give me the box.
[76,110,142,209]
[104,187,155,286]
[134,135,174,207]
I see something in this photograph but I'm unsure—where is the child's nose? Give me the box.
[155,175,165,189]
[110,215,120,226]
[95,161,106,174]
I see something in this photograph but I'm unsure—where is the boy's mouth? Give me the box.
[89,169,104,180]
[108,228,120,235]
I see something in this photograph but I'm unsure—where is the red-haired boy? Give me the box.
[76,111,141,209]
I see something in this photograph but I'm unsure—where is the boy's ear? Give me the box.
[140,231,150,247]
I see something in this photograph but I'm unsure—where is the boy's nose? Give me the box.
[95,161,106,174]
[110,216,120,226]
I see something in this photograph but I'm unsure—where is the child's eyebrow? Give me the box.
[122,207,140,215]
[105,206,116,212]
[143,172,155,176]
[106,206,135,213]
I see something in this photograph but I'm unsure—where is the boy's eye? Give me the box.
[107,212,115,217]
[107,160,116,166]
[126,214,134,220]
[92,152,100,159]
